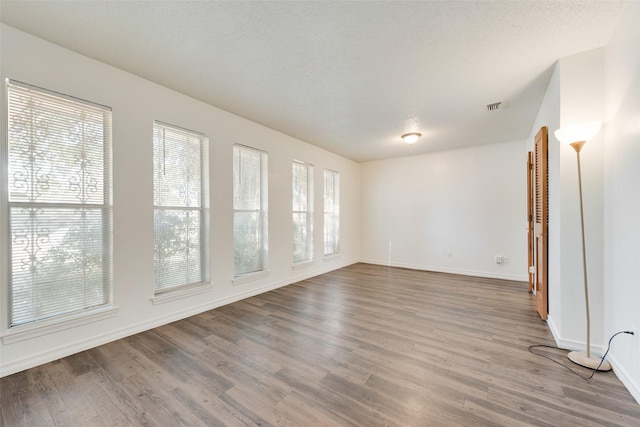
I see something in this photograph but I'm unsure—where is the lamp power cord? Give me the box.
[528,331,635,380]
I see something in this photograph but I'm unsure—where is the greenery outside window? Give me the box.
[6,80,113,328]
[233,144,268,277]
[153,121,209,294]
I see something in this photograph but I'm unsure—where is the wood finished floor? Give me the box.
[1,263,639,426]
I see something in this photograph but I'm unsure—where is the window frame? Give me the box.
[323,169,340,257]
[232,144,268,280]
[2,79,114,336]
[152,121,210,297]
[292,160,314,265]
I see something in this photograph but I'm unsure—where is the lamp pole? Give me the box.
[565,139,611,371]
[570,141,590,359]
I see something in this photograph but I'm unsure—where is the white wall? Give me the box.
[0,24,361,377]
[604,0,640,403]
[360,140,527,281]
[527,63,561,333]
[529,3,640,403]
[528,50,607,352]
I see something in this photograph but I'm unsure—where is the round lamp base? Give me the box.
[568,351,612,371]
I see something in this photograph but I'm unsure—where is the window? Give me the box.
[292,160,313,264]
[6,80,112,328]
[153,122,208,294]
[233,145,268,277]
[324,169,340,256]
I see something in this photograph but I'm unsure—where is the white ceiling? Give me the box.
[0,1,627,162]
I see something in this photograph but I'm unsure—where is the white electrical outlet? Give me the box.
[448,251,453,258]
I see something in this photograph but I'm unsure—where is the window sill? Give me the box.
[1,305,119,345]
[324,253,341,262]
[233,270,270,286]
[292,260,314,271]
[151,283,213,305]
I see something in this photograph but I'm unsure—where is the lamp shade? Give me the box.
[402,132,421,144]
[554,122,601,145]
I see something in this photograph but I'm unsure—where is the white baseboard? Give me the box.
[608,354,640,405]
[555,333,640,405]
[551,333,607,356]
[0,258,358,378]
[6,258,637,408]
[540,317,639,405]
[546,314,561,346]
[359,258,528,282]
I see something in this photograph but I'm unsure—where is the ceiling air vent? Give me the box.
[486,101,503,111]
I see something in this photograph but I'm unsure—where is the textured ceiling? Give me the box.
[0,1,627,162]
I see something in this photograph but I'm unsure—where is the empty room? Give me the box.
[1,1,639,425]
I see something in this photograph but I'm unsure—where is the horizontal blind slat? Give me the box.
[153,121,207,293]
[233,145,268,276]
[7,82,112,328]
[292,161,313,263]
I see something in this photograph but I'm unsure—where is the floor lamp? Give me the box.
[554,122,611,371]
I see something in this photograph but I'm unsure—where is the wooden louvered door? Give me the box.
[534,126,549,320]
[527,151,534,293]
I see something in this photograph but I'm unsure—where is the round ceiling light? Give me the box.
[401,132,421,145]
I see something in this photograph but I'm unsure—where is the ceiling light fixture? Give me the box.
[402,132,421,145]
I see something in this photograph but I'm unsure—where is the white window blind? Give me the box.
[153,122,208,294]
[233,145,268,277]
[324,169,340,256]
[6,80,113,328]
[292,160,313,264]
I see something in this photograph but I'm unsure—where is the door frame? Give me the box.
[534,126,549,320]
[527,151,534,293]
